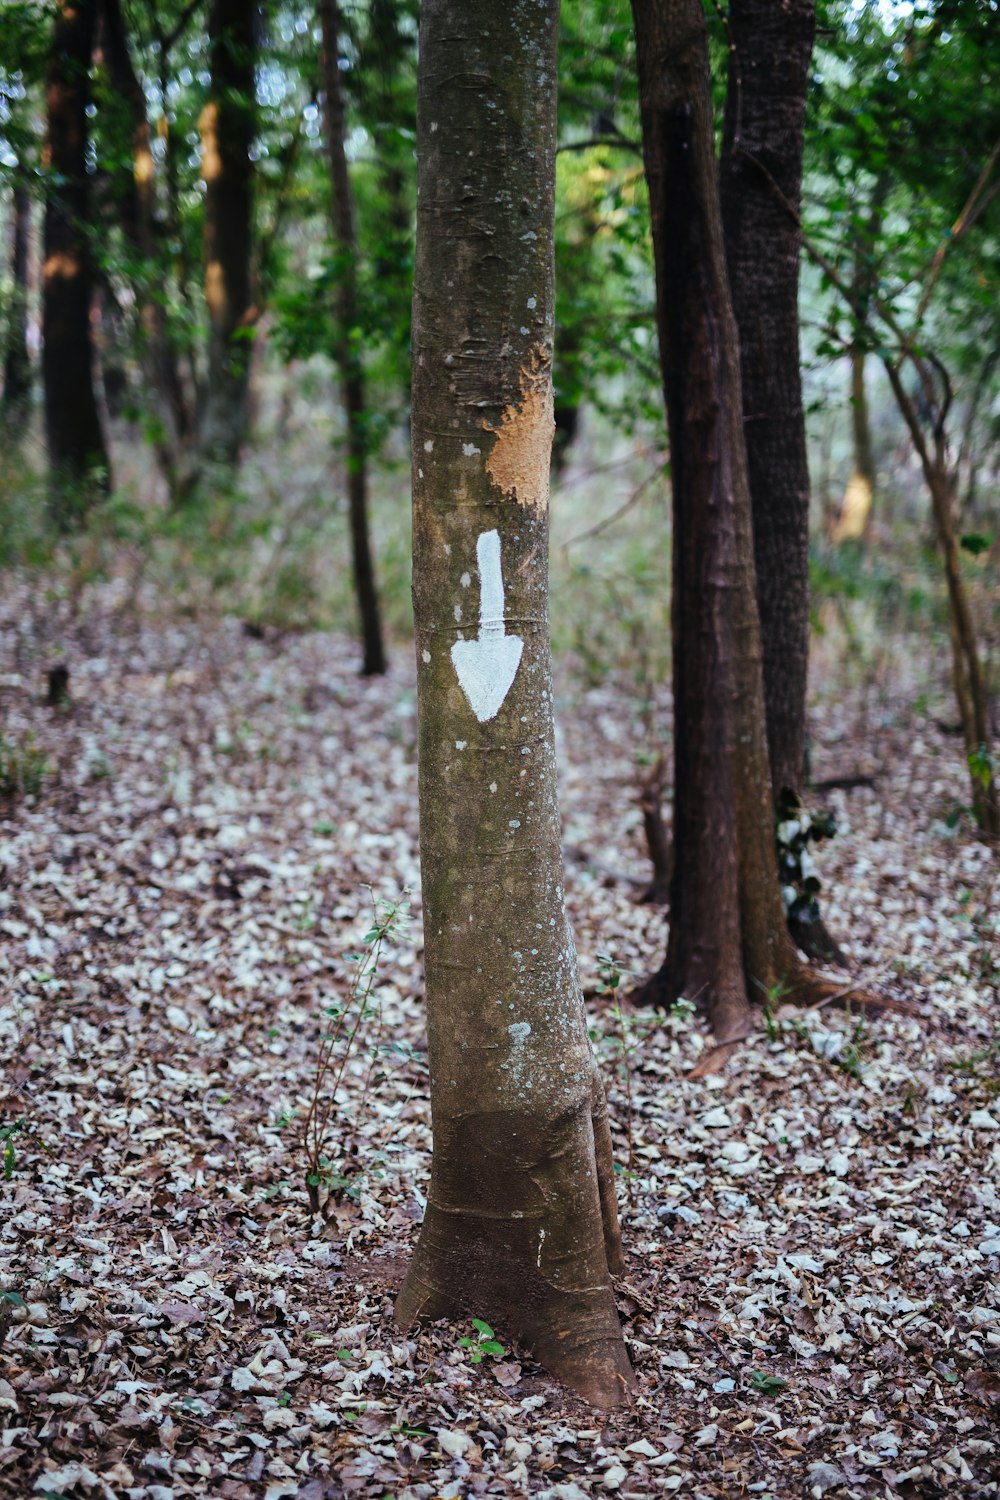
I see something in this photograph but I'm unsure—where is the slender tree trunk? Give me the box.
[395,0,634,1409]
[199,0,255,466]
[884,359,998,836]
[43,0,111,521]
[2,172,32,419]
[833,180,889,545]
[719,0,813,806]
[631,0,843,1039]
[98,0,195,497]
[833,345,876,543]
[319,0,387,677]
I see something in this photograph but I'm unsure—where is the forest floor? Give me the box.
[1,576,998,1500]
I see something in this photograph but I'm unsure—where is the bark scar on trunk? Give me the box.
[484,346,555,509]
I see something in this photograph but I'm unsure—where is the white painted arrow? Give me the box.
[450,529,524,723]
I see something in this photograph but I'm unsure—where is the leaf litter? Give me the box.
[1,580,998,1499]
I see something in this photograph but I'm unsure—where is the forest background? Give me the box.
[1,0,999,1496]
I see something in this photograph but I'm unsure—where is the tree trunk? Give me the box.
[395,0,634,1410]
[719,0,813,807]
[319,0,387,677]
[631,0,840,1039]
[884,358,998,837]
[718,0,844,965]
[832,345,876,543]
[199,0,255,466]
[833,179,889,546]
[43,0,111,521]
[98,0,195,498]
[2,172,32,420]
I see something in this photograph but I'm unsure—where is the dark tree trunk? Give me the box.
[199,0,255,466]
[2,172,32,419]
[43,0,111,521]
[319,0,387,676]
[98,0,195,497]
[631,0,841,1040]
[395,0,633,1409]
[718,0,844,965]
[719,0,814,806]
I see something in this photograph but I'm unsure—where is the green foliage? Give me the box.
[749,1371,788,1396]
[0,733,48,800]
[960,534,993,559]
[968,744,995,791]
[0,1118,52,1179]
[458,1319,506,1364]
[299,887,410,1219]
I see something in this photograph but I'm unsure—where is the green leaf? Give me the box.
[471,1318,494,1338]
[749,1371,788,1394]
[961,533,992,557]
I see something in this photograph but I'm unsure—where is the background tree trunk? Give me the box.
[199,0,255,467]
[718,0,814,807]
[2,171,32,420]
[832,344,876,543]
[718,0,844,965]
[395,0,633,1409]
[43,0,111,521]
[98,0,195,497]
[319,0,387,677]
[833,179,889,545]
[631,0,840,1039]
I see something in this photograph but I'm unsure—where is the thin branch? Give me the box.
[562,462,666,550]
[558,135,641,155]
[163,0,205,54]
[915,137,1000,328]
[737,146,943,428]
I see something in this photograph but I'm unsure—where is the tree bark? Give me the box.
[2,171,32,420]
[395,0,634,1409]
[43,0,111,521]
[631,0,842,1039]
[719,0,813,806]
[199,0,255,466]
[97,0,195,497]
[832,345,876,543]
[319,0,387,677]
[717,0,844,965]
[884,358,998,836]
[833,179,889,546]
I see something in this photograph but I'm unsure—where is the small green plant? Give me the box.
[752,976,793,1043]
[949,1027,1000,1101]
[670,996,696,1023]
[300,888,409,1218]
[595,952,640,1201]
[749,1371,788,1396]
[459,1318,506,1364]
[835,1009,869,1083]
[0,1118,53,1179]
[0,734,48,799]
[968,744,995,789]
